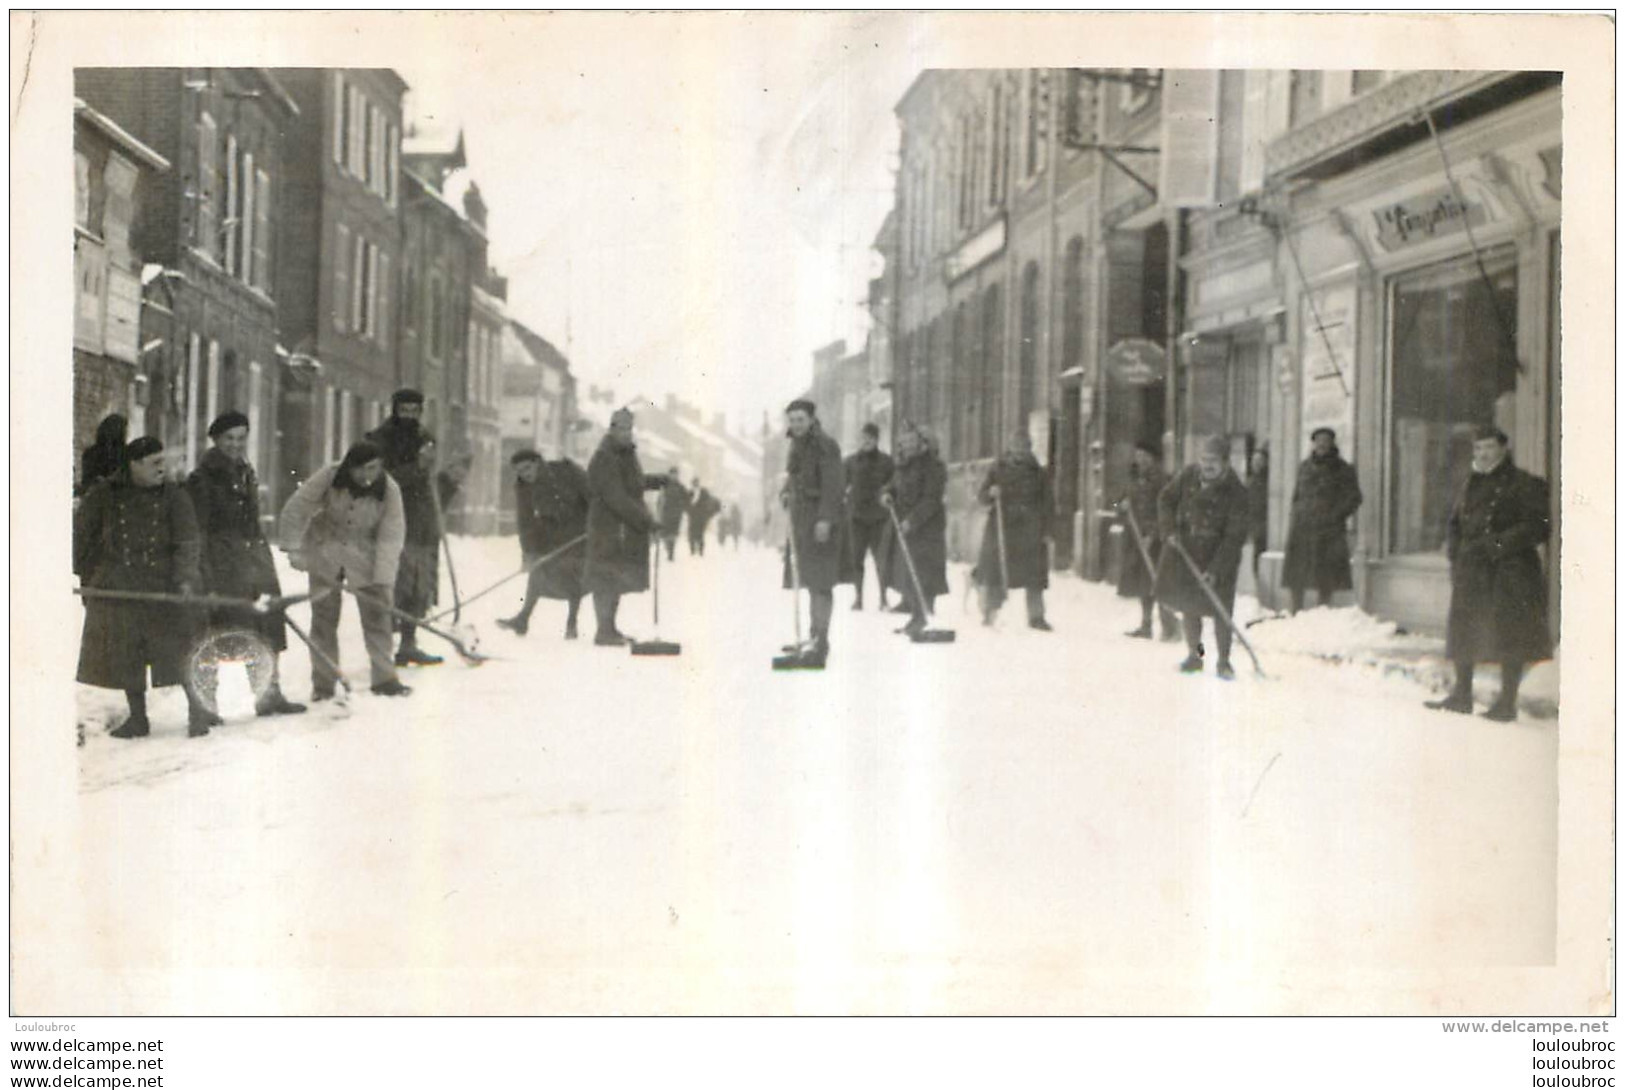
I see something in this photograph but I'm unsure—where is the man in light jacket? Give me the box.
[279,439,411,698]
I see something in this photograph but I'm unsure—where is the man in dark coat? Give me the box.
[882,424,949,638]
[973,428,1053,630]
[779,400,846,665]
[1117,440,1179,641]
[498,449,591,638]
[75,437,212,738]
[843,422,895,611]
[1281,427,1363,612]
[186,411,305,717]
[386,429,445,667]
[1156,435,1251,679]
[77,413,127,499]
[687,481,721,556]
[365,389,443,665]
[657,469,690,562]
[584,409,666,646]
[1427,426,1553,722]
[1247,447,1270,581]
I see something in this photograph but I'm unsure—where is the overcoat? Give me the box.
[689,489,722,538]
[75,477,202,690]
[881,449,950,598]
[1281,450,1362,593]
[392,460,440,617]
[973,454,1051,592]
[1154,465,1250,617]
[517,459,591,599]
[657,478,690,537]
[185,447,286,651]
[1116,462,1169,599]
[780,422,848,592]
[584,437,662,594]
[844,448,896,525]
[1444,457,1553,663]
[278,464,406,590]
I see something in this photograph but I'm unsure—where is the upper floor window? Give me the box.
[1120,68,1154,115]
[986,78,1009,208]
[1023,69,1050,179]
[195,111,220,261]
[75,151,93,231]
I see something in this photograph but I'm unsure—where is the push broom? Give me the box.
[885,498,956,643]
[630,535,681,656]
[772,512,823,670]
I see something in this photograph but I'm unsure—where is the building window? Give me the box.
[1018,262,1041,422]
[1120,68,1154,115]
[251,168,272,292]
[980,284,1004,457]
[1023,69,1050,178]
[1061,236,1085,375]
[75,151,92,229]
[1388,249,1520,556]
[333,222,351,332]
[333,73,347,167]
[196,111,219,261]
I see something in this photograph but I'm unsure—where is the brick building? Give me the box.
[71,98,169,464]
[272,68,407,508]
[74,68,299,494]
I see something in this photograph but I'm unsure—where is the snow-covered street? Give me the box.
[65,534,1557,1014]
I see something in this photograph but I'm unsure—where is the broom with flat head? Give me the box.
[630,535,681,656]
[885,497,956,644]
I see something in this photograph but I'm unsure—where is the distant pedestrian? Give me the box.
[973,427,1053,630]
[657,468,689,562]
[687,481,720,556]
[843,422,894,611]
[278,440,411,699]
[881,424,949,638]
[1281,427,1362,612]
[583,409,665,646]
[75,437,212,738]
[1426,426,1552,722]
[779,399,846,666]
[1116,441,1179,641]
[77,413,128,499]
[185,411,305,717]
[1247,446,1270,582]
[1156,435,1250,679]
[498,449,590,639]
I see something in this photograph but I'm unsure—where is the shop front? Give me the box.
[1276,82,1561,637]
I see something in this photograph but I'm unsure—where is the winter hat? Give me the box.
[862,422,880,438]
[510,449,543,466]
[610,407,635,427]
[208,410,250,438]
[391,388,425,407]
[124,436,163,462]
[1310,426,1336,442]
[1473,424,1509,445]
[1199,435,1229,459]
[785,398,817,417]
[339,438,384,471]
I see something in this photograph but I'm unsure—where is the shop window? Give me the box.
[1388,249,1519,556]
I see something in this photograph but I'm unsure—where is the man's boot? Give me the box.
[1178,616,1205,673]
[256,687,307,717]
[1482,662,1523,722]
[1426,662,1475,714]
[111,692,151,739]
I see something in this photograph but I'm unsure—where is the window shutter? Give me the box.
[197,113,219,259]
[224,133,239,273]
[333,222,350,332]
[240,150,256,282]
[252,169,271,291]
[333,73,346,167]
[1158,69,1220,208]
[376,250,390,350]
[352,233,366,334]
[365,243,379,339]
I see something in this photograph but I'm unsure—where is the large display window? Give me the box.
[1386,249,1519,555]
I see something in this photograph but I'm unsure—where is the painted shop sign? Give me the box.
[944,216,1006,282]
[1372,186,1487,252]
[1106,338,1166,385]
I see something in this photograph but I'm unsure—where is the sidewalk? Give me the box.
[1231,597,1560,720]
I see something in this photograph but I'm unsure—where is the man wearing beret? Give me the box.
[1156,434,1252,679]
[583,408,667,646]
[780,399,846,666]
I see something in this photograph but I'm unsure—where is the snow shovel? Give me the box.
[1121,504,1161,593]
[281,611,354,715]
[1167,538,1268,679]
[425,533,587,625]
[74,587,314,612]
[885,500,955,644]
[630,538,682,656]
[773,518,823,670]
[340,585,491,665]
[430,479,464,624]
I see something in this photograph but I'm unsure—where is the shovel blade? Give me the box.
[910,629,957,644]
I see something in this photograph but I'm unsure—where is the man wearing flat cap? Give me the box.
[780,399,847,665]
[1427,425,1553,722]
[843,421,894,611]
[1281,426,1363,613]
[1156,434,1251,679]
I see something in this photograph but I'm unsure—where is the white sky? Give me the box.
[399,13,924,434]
